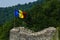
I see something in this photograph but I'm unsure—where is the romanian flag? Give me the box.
[14,9,32,25]
[14,9,25,19]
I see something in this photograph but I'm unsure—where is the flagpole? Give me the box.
[14,11,15,28]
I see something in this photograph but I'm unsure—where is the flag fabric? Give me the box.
[19,10,24,19]
[14,9,25,19]
[14,9,19,18]
[14,9,33,25]
[22,12,27,18]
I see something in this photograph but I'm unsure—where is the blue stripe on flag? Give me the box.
[14,9,19,18]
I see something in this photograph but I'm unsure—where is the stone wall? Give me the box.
[10,27,56,40]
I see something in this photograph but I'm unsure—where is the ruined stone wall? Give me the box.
[10,27,56,40]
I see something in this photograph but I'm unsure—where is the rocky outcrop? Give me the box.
[10,27,56,40]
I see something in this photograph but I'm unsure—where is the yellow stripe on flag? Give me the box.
[19,10,24,18]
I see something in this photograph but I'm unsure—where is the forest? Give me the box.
[0,0,60,40]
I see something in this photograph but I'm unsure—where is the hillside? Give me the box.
[26,0,60,31]
[0,0,42,25]
[0,0,60,40]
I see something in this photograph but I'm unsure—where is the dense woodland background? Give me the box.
[0,0,60,40]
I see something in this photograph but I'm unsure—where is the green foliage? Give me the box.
[0,0,60,40]
[0,20,14,40]
[57,27,60,40]
[26,0,60,32]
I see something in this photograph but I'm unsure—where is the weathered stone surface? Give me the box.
[10,27,56,40]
